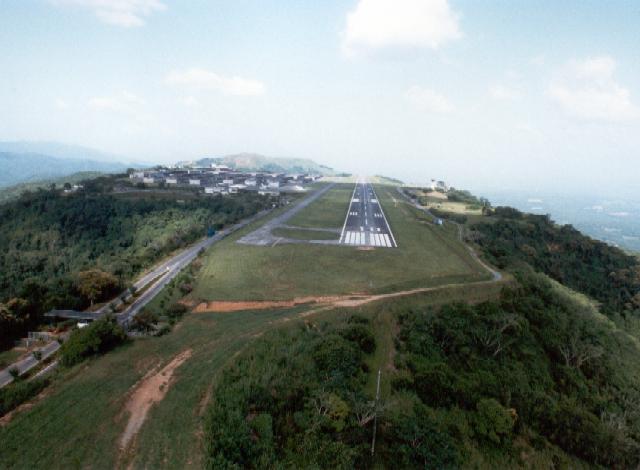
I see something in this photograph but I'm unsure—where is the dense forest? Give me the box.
[203,203,640,468]
[204,274,640,468]
[0,175,271,349]
[472,207,640,317]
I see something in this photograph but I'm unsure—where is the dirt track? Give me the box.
[193,278,506,314]
[119,349,193,451]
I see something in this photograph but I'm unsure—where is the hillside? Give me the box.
[0,175,270,350]
[0,171,103,204]
[0,141,135,188]
[177,153,335,175]
[0,141,123,162]
[1,183,640,468]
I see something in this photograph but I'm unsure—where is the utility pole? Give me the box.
[371,369,381,457]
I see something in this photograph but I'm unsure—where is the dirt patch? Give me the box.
[193,295,365,313]
[119,349,193,451]
[357,246,375,251]
[194,279,505,314]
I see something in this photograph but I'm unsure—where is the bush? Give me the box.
[0,378,49,417]
[339,325,376,354]
[59,316,126,367]
[386,403,460,469]
[8,367,20,380]
[472,398,515,446]
[167,302,188,319]
[154,324,172,337]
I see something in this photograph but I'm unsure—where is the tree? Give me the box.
[473,398,516,446]
[76,269,119,306]
[130,310,158,333]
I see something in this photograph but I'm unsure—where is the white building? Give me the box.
[166,178,178,185]
[189,179,201,186]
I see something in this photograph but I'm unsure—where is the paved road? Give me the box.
[0,339,61,388]
[117,208,272,325]
[0,208,272,388]
[340,179,397,248]
[238,184,337,246]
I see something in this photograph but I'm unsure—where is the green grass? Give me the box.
[0,348,23,369]
[0,306,310,469]
[0,275,504,470]
[189,184,491,302]
[271,227,339,241]
[0,181,503,469]
[287,183,352,229]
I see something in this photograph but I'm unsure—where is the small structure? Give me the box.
[44,309,103,322]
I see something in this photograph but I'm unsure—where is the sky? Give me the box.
[1,0,639,195]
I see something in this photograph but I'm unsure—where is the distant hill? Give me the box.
[0,142,130,188]
[177,153,335,175]
[0,141,123,162]
[0,171,103,204]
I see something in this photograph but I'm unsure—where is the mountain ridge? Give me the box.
[176,152,335,175]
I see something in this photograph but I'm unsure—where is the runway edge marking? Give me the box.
[370,183,398,248]
[339,180,359,244]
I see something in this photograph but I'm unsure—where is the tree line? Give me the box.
[0,177,271,350]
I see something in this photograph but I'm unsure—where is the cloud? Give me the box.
[55,98,70,110]
[88,92,144,113]
[548,56,639,121]
[405,86,454,113]
[50,0,165,27]
[342,0,461,57]
[166,68,266,96]
[489,84,521,101]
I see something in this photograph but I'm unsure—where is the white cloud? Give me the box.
[50,0,166,27]
[166,68,266,96]
[88,92,144,113]
[55,98,70,110]
[342,0,461,57]
[181,96,200,107]
[489,84,521,101]
[548,56,639,121]
[405,86,454,113]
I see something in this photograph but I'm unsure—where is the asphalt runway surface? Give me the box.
[340,180,397,248]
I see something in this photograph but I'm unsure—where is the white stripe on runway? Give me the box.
[383,234,391,247]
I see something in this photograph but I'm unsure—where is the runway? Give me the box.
[339,179,397,248]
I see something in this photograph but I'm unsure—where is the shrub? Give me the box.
[59,316,126,367]
[472,399,516,446]
[339,325,376,354]
[167,302,188,319]
[0,378,49,417]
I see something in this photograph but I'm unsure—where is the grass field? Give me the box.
[287,183,352,229]
[0,281,504,469]
[0,180,502,469]
[271,227,339,241]
[0,349,23,370]
[188,184,491,302]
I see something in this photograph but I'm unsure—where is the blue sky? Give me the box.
[1,0,639,194]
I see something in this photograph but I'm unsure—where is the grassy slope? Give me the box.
[0,282,505,469]
[0,307,306,469]
[190,185,490,302]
